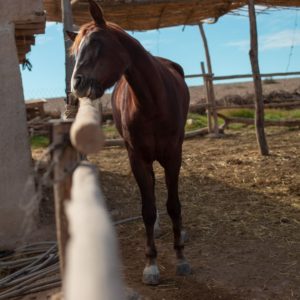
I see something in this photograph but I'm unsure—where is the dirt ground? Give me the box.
[21,77,300,299]
[90,126,300,300]
[27,126,300,300]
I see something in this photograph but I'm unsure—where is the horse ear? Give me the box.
[66,30,78,42]
[88,0,106,28]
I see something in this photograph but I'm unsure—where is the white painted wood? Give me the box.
[64,162,124,300]
[70,98,104,154]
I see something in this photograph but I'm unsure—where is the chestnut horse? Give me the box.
[68,0,191,285]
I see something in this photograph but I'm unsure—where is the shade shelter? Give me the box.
[41,0,300,156]
[16,0,300,60]
[43,0,300,30]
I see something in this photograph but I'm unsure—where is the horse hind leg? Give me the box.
[128,154,160,285]
[167,199,191,276]
[163,154,191,276]
[142,204,160,285]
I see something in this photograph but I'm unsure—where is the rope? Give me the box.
[63,103,78,120]
[286,10,299,72]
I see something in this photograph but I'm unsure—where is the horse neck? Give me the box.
[114,29,163,108]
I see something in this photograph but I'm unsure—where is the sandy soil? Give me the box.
[22,74,300,300]
[18,125,300,300]
[85,127,300,300]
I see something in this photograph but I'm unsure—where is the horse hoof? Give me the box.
[142,265,160,285]
[176,259,192,276]
[181,230,189,243]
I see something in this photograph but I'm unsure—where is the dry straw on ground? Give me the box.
[87,126,300,300]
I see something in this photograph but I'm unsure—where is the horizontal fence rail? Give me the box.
[185,71,300,81]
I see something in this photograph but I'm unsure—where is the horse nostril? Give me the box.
[74,75,83,89]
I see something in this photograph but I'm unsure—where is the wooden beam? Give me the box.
[15,35,35,42]
[198,23,219,136]
[61,0,76,108]
[185,71,300,80]
[248,0,269,156]
[16,40,35,47]
[15,28,45,35]
[214,71,300,81]
[65,161,124,300]
[201,62,212,133]
[52,121,80,276]
[15,23,45,30]
[218,113,300,127]
[70,98,104,154]
[99,101,300,124]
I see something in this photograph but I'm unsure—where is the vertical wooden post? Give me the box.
[52,121,80,276]
[198,23,219,136]
[248,0,269,155]
[61,0,78,118]
[201,62,212,133]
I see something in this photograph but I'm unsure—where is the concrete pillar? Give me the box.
[0,22,36,250]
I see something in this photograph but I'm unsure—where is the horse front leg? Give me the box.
[162,149,192,276]
[128,153,160,285]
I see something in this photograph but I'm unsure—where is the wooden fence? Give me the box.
[52,98,124,300]
[185,69,300,133]
[27,70,300,146]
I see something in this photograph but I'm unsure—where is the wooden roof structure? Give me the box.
[43,0,300,31]
[17,0,300,63]
[16,13,46,63]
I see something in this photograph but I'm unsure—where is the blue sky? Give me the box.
[21,6,300,100]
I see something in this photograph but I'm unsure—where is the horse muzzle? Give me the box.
[71,75,104,100]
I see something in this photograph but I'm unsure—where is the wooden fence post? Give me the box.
[198,23,219,136]
[248,0,269,155]
[70,98,104,155]
[52,121,80,276]
[61,0,78,119]
[64,162,124,300]
[52,98,103,292]
[201,62,212,133]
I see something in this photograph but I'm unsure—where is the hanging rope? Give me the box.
[286,10,299,72]
[22,58,33,71]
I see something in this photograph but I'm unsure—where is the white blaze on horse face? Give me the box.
[71,35,87,93]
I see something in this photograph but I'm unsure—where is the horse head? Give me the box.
[67,0,130,99]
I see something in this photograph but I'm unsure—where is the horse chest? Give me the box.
[120,114,179,158]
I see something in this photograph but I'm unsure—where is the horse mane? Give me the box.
[70,22,94,56]
[70,21,126,56]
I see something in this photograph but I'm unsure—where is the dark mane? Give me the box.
[70,22,95,55]
[70,21,127,56]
